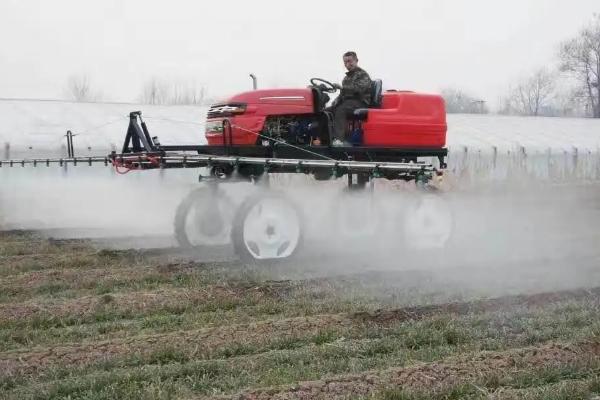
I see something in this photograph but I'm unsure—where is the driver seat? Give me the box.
[348,79,383,124]
[370,79,383,107]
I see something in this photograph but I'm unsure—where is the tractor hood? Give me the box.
[225,88,314,106]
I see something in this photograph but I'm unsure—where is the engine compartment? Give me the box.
[261,114,322,145]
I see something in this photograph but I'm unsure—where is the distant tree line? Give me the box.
[64,74,103,102]
[138,77,206,105]
[63,75,207,105]
[441,88,488,114]
[498,68,556,116]
[444,14,600,117]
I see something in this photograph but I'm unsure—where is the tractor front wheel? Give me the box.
[231,192,303,262]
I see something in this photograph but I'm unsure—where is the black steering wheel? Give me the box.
[310,78,338,93]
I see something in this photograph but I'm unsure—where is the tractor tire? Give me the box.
[231,191,303,262]
[330,187,385,242]
[174,186,235,248]
[400,189,454,250]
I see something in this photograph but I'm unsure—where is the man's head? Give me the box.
[343,51,359,72]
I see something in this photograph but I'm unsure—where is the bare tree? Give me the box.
[559,14,600,118]
[139,78,205,105]
[504,68,555,116]
[65,74,97,102]
[441,88,488,114]
[169,81,205,105]
[549,82,591,117]
[140,77,168,105]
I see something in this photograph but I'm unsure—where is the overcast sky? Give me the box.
[0,0,598,106]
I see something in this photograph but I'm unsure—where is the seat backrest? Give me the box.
[371,79,383,107]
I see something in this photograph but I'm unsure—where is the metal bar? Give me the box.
[0,152,435,173]
[158,144,448,157]
[69,131,75,157]
[119,154,434,172]
[66,131,73,158]
[0,157,109,165]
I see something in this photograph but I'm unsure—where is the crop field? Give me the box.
[1,220,600,400]
[2,4,600,400]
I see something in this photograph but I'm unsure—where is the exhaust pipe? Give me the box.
[249,73,257,90]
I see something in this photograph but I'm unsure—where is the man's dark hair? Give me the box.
[343,51,357,59]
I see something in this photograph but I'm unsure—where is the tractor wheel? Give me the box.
[401,190,454,250]
[331,188,384,241]
[232,192,303,262]
[174,186,235,248]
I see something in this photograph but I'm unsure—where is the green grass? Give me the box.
[1,232,600,399]
[4,305,600,391]
[372,370,600,400]
[1,285,599,355]
[6,345,600,399]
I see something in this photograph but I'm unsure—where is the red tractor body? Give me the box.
[205,83,446,149]
[206,88,314,146]
[362,92,446,147]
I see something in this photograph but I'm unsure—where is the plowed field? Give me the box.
[1,231,599,399]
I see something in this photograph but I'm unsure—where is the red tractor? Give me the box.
[3,78,453,261]
[123,76,448,181]
[165,78,452,261]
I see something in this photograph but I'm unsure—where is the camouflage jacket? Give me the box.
[341,67,372,105]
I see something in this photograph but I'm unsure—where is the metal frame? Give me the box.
[126,112,447,167]
[121,111,158,153]
[1,111,447,186]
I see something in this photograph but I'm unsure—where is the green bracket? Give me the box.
[415,170,430,187]
[371,165,382,179]
[332,163,344,178]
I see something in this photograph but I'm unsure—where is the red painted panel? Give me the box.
[205,88,315,144]
[229,88,314,115]
[362,92,447,147]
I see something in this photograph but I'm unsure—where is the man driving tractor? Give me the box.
[330,51,372,145]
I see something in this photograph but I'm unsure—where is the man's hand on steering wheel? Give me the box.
[310,78,339,93]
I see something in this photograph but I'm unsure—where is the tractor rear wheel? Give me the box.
[331,188,384,241]
[174,186,235,248]
[401,190,454,250]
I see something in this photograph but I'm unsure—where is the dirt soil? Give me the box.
[226,341,600,400]
[1,228,600,399]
